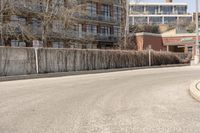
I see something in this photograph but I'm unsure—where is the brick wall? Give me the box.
[135,34,166,51]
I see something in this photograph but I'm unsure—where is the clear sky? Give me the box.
[130,0,198,13]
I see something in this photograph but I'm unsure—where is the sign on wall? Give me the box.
[33,40,43,48]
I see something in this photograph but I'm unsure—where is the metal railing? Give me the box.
[2,28,119,42]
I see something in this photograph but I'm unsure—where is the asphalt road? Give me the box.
[1,66,200,133]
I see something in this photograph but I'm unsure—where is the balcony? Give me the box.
[1,24,119,43]
[88,0,122,6]
[95,35,119,42]
[80,15,117,24]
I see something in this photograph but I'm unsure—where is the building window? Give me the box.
[134,17,148,25]
[149,17,162,25]
[32,18,42,34]
[130,5,144,14]
[164,17,177,24]
[10,15,26,25]
[178,17,192,24]
[161,6,173,14]
[146,6,159,14]
[11,40,26,47]
[52,0,64,7]
[53,20,64,33]
[188,46,193,53]
[86,24,97,35]
[11,40,18,47]
[100,26,111,36]
[174,6,187,14]
[102,4,111,21]
[129,17,133,25]
[10,15,26,33]
[52,42,64,48]
[114,0,121,5]
[114,6,121,22]
[87,2,97,17]
[114,26,121,37]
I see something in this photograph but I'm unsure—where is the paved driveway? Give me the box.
[0,66,200,133]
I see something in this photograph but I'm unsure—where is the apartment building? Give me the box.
[79,0,124,49]
[193,13,200,25]
[129,0,192,25]
[0,0,124,49]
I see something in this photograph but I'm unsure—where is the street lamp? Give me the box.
[194,0,200,64]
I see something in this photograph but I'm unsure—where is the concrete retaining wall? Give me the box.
[0,47,182,76]
[0,47,36,76]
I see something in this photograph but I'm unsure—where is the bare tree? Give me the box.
[0,0,81,47]
[118,0,141,50]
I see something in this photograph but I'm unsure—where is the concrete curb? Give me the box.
[189,80,200,102]
[0,64,189,82]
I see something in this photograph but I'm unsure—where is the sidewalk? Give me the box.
[0,64,189,82]
[190,80,200,102]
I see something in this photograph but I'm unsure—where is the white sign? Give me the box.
[33,40,40,48]
[33,40,43,48]
[181,38,193,42]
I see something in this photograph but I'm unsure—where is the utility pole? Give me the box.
[194,0,199,64]
[0,0,3,46]
[148,45,152,66]
[124,0,129,49]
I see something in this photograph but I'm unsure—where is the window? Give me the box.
[102,4,111,20]
[114,26,121,37]
[32,18,42,34]
[52,0,64,7]
[86,25,97,35]
[11,40,26,47]
[114,0,121,5]
[52,42,64,48]
[149,17,162,25]
[161,6,173,14]
[164,17,177,24]
[11,40,19,47]
[130,5,144,14]
[87,2,97,17]
[10,15,26,25]
[100,26,111,36]
[146,6,159,14]
[175,6,187,14]
[114,6,121,22]
[129,17,133,25]
[10,15,26,33]
[53,20,64,33]
[178,17,192,24]
[134,17,148,25]
[188,46,193,53]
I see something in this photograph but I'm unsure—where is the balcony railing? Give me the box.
[80,15,118,24]
[95,35,119,42]
[2,28,119,43]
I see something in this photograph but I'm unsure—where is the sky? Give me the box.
[130,0,198,13]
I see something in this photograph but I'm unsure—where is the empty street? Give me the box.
[0,66,200,133]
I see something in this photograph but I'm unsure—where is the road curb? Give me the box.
[0,64,189,82]
[189,80,200,102]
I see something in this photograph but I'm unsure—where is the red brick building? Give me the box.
[134,32,198,54]
[134,33,166,51]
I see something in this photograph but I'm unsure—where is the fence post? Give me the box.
[149,45,152,66]
[34,48,39,74]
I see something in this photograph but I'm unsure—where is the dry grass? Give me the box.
[38,49,183,73]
